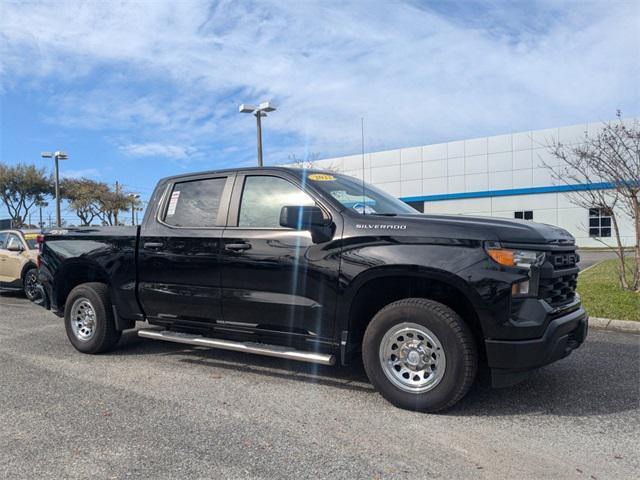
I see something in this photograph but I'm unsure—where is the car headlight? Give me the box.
[485,245,545,270]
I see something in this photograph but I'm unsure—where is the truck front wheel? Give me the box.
[64,282,121,354]
[23,267,39,301]
[362,298,477,412]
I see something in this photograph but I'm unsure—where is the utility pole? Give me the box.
[127,193,140,226]
[36,201,48,230]
[114,181,120,226]
[239,102,276,167]
[41,151,68,227]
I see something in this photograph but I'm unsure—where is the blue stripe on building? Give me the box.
[399,182,615,203]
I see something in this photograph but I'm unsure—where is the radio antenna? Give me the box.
[361,117,365,215]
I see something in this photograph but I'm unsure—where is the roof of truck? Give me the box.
[156,166,333,184]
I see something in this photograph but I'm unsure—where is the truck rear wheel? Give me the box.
[362,298,477,412]
[64,282,121,354]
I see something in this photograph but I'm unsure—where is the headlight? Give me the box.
[485,245,545,270]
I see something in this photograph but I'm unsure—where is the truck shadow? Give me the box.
[116,330,374,394]
[0,290,26,298]
[116,331,639,417]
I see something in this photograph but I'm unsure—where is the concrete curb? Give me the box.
[589,317,640,334]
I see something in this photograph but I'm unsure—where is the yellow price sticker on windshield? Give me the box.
[308,174,336,181]
[23,233,38,240]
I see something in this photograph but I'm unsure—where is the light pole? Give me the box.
[41,151,68,227]
[239,101,276,167]
[127,193,140,225]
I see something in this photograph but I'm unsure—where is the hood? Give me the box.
[358,213,575,246]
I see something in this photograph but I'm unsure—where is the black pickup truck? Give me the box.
[35,167,588,412]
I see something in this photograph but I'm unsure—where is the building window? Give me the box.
[589,208,611,237]
[514,211,533,220]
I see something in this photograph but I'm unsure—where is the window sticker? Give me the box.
[166,191,180,216]
[352,203,377,214]
[308,173,336,181]
[23,233,38,240]
[331,191,377,206]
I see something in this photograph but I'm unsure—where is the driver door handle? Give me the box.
[225,242,251,252]
[143,242,164,250]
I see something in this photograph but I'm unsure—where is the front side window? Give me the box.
[163,177,227,227]
[588,208,611,237]
[239,176,315,228]
[0,232,8,249]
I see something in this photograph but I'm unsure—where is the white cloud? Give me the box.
[1,0,638,164]
[119,143,195,160]
[61,168,101,179]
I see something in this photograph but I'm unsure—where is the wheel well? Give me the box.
[348,275,485,358]
[21,262,37,281]
[55,264,109,311]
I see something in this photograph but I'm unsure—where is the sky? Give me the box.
[1,0,639,223]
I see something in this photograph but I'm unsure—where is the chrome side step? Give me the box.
[137,329,336,366]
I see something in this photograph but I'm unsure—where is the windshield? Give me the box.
[305,172,417,215]
[23,233,38,249]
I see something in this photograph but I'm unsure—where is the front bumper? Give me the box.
[486,306,588,386]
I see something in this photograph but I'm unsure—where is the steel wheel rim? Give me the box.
[24,271,38,298]
[70,298,97,341]
[379,322,446,393]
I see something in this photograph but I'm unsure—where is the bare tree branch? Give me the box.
[543,113,639,291]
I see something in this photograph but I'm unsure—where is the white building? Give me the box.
[304,119,637,248]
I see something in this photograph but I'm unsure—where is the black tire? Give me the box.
[64,282,121,354]
[362,298,477,412]
[23,267,39,301]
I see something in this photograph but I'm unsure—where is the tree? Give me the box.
[0,162,53,227]
[96,188,130,226]
[288,153,341,172]
[543,113,639,291]
[60,178,109,226]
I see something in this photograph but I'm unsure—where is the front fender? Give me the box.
[335,239,489,334]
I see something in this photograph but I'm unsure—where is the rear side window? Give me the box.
[163,177,227,227]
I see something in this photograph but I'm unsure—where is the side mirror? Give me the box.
[280,205,328,229]
[7,238,24,252]
[279,205,334,243]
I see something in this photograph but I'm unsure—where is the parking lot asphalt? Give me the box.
[1,293,639,479]
[577,249,618,270]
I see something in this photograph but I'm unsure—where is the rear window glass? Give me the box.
[163,177,227,227]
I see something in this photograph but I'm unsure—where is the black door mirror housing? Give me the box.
[279,205,334,243]
[279,205,328,229]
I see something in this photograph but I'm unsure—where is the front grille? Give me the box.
[548,251,580,270]
[538,250,579,307]
[539,272,578,306]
